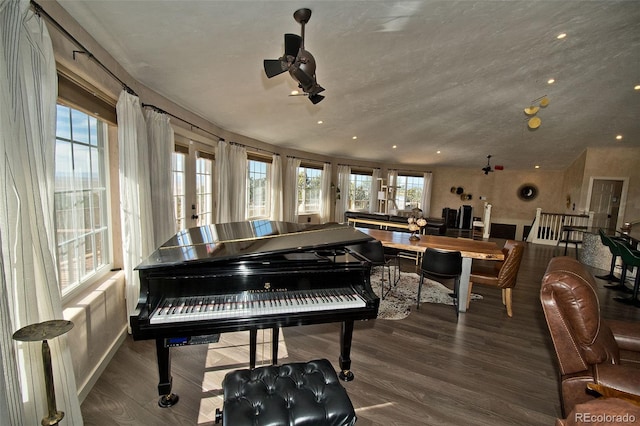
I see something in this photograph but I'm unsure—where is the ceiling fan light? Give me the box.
[539,96,550,107]
[528,116,542,129]
[524,106,539,115]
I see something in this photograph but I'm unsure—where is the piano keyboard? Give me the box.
[149,287,367,324]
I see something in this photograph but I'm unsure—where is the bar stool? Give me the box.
[613,243,640,308]
[597,229,632,292]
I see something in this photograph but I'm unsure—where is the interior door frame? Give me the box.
[585,176,629,231]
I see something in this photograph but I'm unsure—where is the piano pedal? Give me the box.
[215,408,223,424]
[158,393,179,408]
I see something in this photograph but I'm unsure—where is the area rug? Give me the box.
[369,267,483,320]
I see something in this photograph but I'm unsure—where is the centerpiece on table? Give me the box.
[407,215,427,241]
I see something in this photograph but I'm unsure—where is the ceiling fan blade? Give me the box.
[284,33,302,57]
[263,59,287,78]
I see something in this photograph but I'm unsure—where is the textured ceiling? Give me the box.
[57,0,640,170]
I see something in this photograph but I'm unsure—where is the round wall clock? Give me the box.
[518,184,538,201]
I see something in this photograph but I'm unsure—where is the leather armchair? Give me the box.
[540,256,640,417]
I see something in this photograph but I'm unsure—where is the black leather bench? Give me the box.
[215,359,356,426]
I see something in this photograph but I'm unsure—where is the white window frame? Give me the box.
[396,174,424,210]
[54,103,112,298]
[172,148,187,230]
[349,172,372,211]
[247,158,271,219]
[195,153,214,226]
[297,165,322,214]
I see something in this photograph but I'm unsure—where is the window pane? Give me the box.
[54,105,111,295]
[172,152,186,230]
[349,173,372,211]
[196,157,213,226]
[297,166,321,214]
[247,159,270,219]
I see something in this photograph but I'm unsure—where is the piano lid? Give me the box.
[136,220,374,270]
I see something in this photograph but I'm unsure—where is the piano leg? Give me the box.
[272,327,279,365]
[339,320,355,381]
[250,329,257,369]
[155,339,179,408]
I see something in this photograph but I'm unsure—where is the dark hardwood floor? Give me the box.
[80,240,640,425]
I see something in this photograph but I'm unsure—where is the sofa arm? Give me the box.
[607,319,640,353]
[593,364,640,397]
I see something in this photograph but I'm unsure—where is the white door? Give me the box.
[589,179,623,232]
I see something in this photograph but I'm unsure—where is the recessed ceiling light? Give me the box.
[392,145,397,149]
[436,150,441,154]
[616,135,623,140]
[291,90,299,96]
[547,78,555,84]
[534,165,540,169]
[557,33,567,39]
[352,136,357,140]
[635,85,640,91]
[317,120,323,124]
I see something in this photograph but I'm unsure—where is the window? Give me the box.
[54,104,110,295]
[195,155,213,226]
[297,166,322,213]
[247,159,270,219]
[349,173,372,211]
[396,175,424,210]
[172,149,187,230]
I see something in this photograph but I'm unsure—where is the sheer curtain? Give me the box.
[387,170,398,212]
[269,154,283,221]
[369,168,381,213]
[216,140,247,223]
[283,157,301,222]
[0,1,82,423]
[117,91,155,324]
[335,165,351,222]
[145,109,176,246]
[421,172,433,217]
[320,163,332,222]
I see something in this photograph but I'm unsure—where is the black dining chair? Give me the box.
[613,242,640,308]
[347,241,399,300]
[417,248,462,310]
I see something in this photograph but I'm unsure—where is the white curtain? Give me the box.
[283,157,301,223]
[216,141,247,223]
[387,170,398,212]
[145,109,176,246]
[421,172,433,217]
[335,165,351,222]
[0,1,82,423]
[320,163,332,222]
[369,168,381,213]
[269,154,283,221]
[117,91,155,323]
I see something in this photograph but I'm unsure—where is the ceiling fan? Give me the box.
[263,8,325,104]
[482,155,494,175]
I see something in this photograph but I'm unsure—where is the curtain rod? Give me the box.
[30,0,137,96]
[142,103,222,140]
[229,141,277,156]
[286,155,325,164]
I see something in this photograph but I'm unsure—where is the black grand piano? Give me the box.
[130,220,380,407]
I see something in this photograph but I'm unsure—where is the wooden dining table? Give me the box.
[356,228,505,313]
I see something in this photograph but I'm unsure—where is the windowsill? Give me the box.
[62,267,124,309]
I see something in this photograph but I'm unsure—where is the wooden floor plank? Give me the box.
[81,241,640,425]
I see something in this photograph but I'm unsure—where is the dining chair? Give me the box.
[347,240,399,300]
[613,242,640,308]
[467,240,525,317]
[417,248,462,310]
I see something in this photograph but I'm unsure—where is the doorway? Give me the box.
[587,178,627,233]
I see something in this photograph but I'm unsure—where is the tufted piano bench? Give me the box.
[215,359,357,426]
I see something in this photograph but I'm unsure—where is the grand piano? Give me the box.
[130,220,380,407]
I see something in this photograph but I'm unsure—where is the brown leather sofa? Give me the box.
[540,256,640,417]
